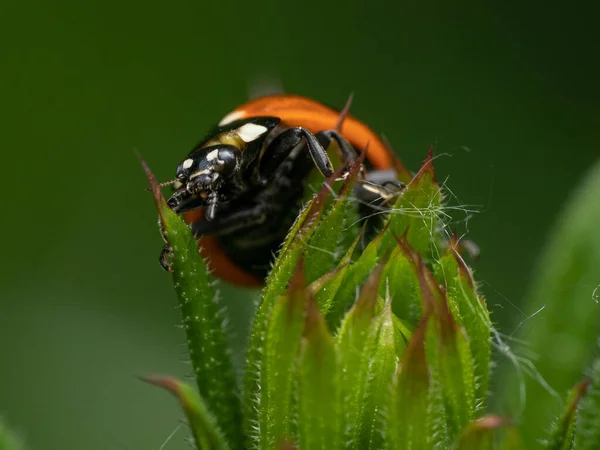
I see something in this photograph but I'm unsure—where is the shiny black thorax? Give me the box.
[171,117,326,278]
[163,114,396,279]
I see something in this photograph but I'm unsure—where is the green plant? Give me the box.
[135,150,600,450]
[4,152,598,450]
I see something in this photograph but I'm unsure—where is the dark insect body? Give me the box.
[159,94,406,287]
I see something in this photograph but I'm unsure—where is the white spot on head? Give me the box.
[206,149,219,161]
[236,123,268,143]
[218,110,245,126]
[190,169,211,179]
[182,158,194,169]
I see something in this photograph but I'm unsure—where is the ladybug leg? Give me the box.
[159,245,174,272]
[259,127,335,180]
[354,169,406,205]
[315,129,358,164]
[158,216,175,272]
[191,204,268,236]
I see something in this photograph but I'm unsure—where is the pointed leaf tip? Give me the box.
[398,315,430,382]
[412,145,437,185]
[277,439,299,450]
[475,415,511,429]
[304,294,324,338]
[136,152,168,222]
[140,374,230,450]
[139,373,180,393]
[449,230,460,253]
[547,377,591,449]
[353,252,388,315]
[389,315,430,449]
[457,415,516,450]
[415,253,445,317]
[288,256,306,294]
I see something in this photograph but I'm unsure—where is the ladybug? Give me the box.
[158,94,407,287]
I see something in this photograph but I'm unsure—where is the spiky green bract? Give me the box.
[542,378,589,450]
[500,159,600,447]
[144,147,511,450]
[140,156,242,448]
[326,229,383,328]
[380,148,442,260]
[361,302,404,450]
[414,251,475,446]
[455,416,523,450]
[313,231,360,314]
[243,171,341,448]
[141,375,229,450]
[388,317,431,450]
[434,237,491,410]
[379,236,421,326]
[336,261,385,448]
[574,360,600,449]
[0,419,27,450]
[298,298,342,450]
[260,265,309,448]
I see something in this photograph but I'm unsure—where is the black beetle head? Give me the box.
[175,144,240,194]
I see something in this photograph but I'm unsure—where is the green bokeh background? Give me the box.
[1,1,598,449]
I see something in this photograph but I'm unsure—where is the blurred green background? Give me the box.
[1,1,598,449]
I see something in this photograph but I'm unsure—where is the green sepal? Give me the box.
[455,416,522,450]
[381,233,423,326]
[315,228,362,315]
[418,253,476,445]
[244,173,338,446]
[336,261,384,447]
[359,302,404,449]
[140,156,241,448]
[141,375,230,450]
[326,227,385,329]
[379,148,443,259]
[388,316,431,450]
[542,378,588,450]
[298,298,342,450]
[434,237,491,409]
[260,264,309,448]
[574,359,600,450]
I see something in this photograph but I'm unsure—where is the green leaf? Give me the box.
[360,302,404,449]
[380,148,443,260]
[140,156,241,448]
[499,159,600,447]
[574,359,600,450]
[388,317,431,450]
[298,298,342,450]
[244,176,337,446]
[314,229,361,315]
[336,261,384,448]
[416,256,475,445]
[260,265,309,449]
[434,238,491,410]
[543,378,589,450]
[0,418,27,450]
[141,375,230,450]
[326,228,384,328]
[455,416,522,450]
[381,234,422,326]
